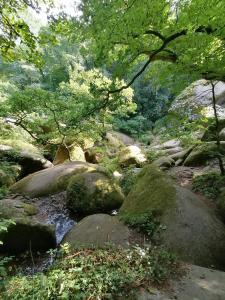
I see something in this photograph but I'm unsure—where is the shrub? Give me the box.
[192,172,225,200]
[120,168,139,195]
[3,244,176,299]
[113,115,152,138]
[120,213,162,238]
[0,186,9,200]
[146,149,164,163]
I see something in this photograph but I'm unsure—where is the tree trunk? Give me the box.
[211,81,225,175]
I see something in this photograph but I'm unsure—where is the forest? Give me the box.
[1,0,225,299]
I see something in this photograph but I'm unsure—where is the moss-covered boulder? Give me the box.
[0,143,52,178]
[0,197,56,252]
[106,131,135,147]
[120,165,176,217]
[10,161,97,198]
[183,142,225,166]
[152,156,175,170]
[118,145,146,167]
[67,172,124,215]
[120,165,225,270]
[62,214,137,250]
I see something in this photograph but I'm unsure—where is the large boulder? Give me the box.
[10,161,97,198]
[219,127,225,141]
[0,144,52,178]
[183,142,225,166]
[118,145,147,167]
[149,139,183,158]
[162,139,181,149]
[67,172,124,215]
[170,79,225,118]
[135,265,225,300]
[0,196,56,252]
[18,150,53,177]
[106,131,135,147]
[62,214,138,249]
[120,165,225,270]
[152,156,175,170]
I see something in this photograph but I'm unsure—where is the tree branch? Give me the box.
[108,29,186,94]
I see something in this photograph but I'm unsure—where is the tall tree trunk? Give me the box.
[211,81,225,175]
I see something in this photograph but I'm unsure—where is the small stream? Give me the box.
[11,192,76,275]
[31,192,75,244]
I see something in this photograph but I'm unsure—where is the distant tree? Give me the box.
[1,63,135,146]
[0,0,52,64]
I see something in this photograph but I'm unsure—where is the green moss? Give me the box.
[184,143,225,166]
[120,212,161,238]
[67,172,124,215]
[22,203,38,216]
[119,164,176,217]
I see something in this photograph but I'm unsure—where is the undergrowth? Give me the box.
[192,172,225,200]
[120,167,139,195]
[3,244,177,299]
[120,213,163,238]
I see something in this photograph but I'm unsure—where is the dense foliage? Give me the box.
[77,0,225,84]
[3,244,176,299]
[1,0,225,298]
[192,172,225,200]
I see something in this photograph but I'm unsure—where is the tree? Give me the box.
[1,63,135,146]
[211,81,225,175]
[0,0,52,64]
[74,0,225,92]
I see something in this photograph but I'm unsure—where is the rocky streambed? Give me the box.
[1,192,76,275]
[30,192,75,245]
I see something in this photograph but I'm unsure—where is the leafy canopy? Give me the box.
[1,63,135,144]
[76,0,225,89]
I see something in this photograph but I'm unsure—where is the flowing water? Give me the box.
[32,192,75,244]
[10,192,76,275]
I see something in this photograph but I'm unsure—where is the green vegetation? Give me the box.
[120,165,176,217]
[1,0,225,297]
[0,161,19,199]
[3,244,176,299]
[0,219,15,245]
[121,213,161,238]
[120,168,139,196]
[192,173,225,200]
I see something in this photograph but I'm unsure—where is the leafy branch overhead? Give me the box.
[75,0,225,91]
